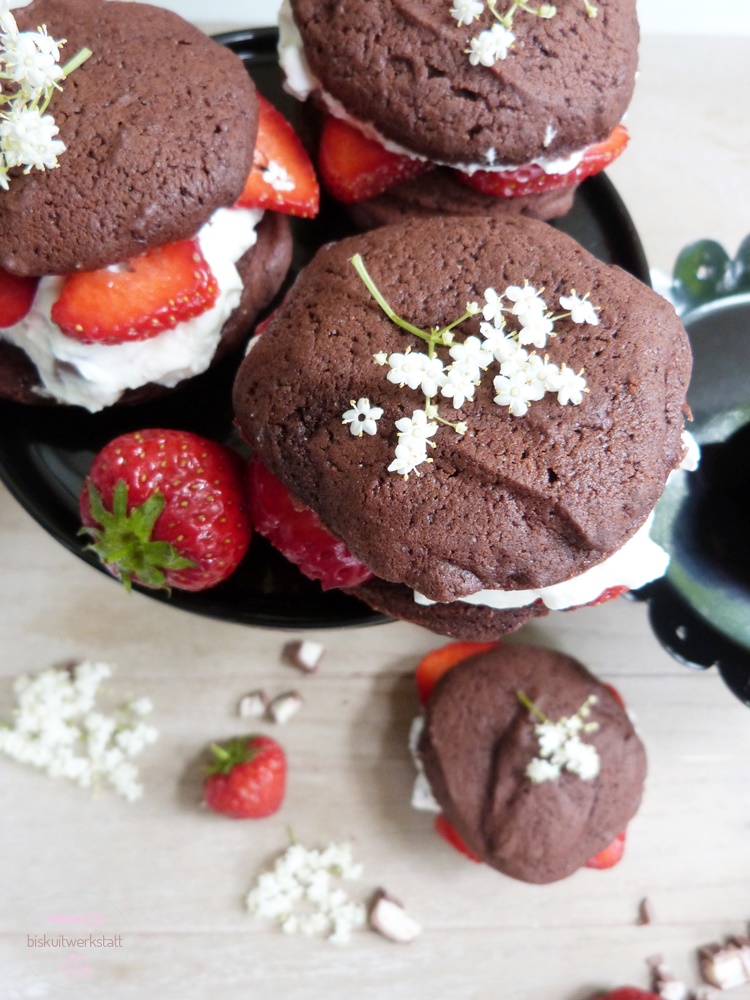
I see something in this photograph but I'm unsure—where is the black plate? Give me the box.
[0,27,651,631]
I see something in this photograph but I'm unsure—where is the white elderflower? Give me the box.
[448,334,493,369]
[0,104,65,170]
[468,22,515,66]
[388,437,429,477]
[441,360,479,409]
[0,661,158,801]
[2,25,64,94]
[482,286,505,326]
[479,319,511,355]
[342,397,384,437]
[505,282,547,318]
[262,159,295,192]
[395,408,438,445]
[517,309,554,348]
[525,757,560,783]
[559,291,599,325]
[555,365,587,405]
[417,354,447,397]
[493,371,540,416]
[247,840,367,944]
[521,692,600,784]
[562,737,600,780]
[386,350,428,391]
[450,0,484,26]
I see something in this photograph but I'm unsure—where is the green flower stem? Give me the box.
[350,254,432,344]
[61,47,93,78]
[517,690,549,723]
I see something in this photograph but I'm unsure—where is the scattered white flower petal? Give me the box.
[342,397,384,437]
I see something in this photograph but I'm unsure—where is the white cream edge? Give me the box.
[0,207,263,412]
[277,0,584,176]
[414,432,700,613]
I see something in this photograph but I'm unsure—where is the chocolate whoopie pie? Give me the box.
[279,0,639,225]
[417,643,647,883]
[233,214,692,639]
[0,0,299,410]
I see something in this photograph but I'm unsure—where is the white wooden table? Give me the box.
[1,15,749,1000]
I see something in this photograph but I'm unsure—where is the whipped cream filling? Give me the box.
[1,207,262,412]
[414,433,700,612]
[278,0,585,177]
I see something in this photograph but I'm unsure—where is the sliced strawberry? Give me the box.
[0,269,38,328]
[51,239,219,345]
[416,641,500,706]
[318,115,434,203]
[594,989,661,1000]
[456,124,629,199]
[603,682,625,708]
[585,830,627,870]
[584,585,630,607]
[247,456,374,590]
[237,94,319,218]
[434,814,482,863]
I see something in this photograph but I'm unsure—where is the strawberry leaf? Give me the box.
[80,480,195,592]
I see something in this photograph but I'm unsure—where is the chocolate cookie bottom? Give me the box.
[345,168,577,230]
[347,577,548,640]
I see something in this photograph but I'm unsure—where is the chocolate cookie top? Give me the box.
[0,0,257,276]
[233,215,691,604]
[290,0,638,166]
[417,644,647,883]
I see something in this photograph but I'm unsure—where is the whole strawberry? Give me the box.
[79,429,251,592]
[204,735,286,819]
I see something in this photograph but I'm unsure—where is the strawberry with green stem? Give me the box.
[204,734,287,819]
[79,429,251,592]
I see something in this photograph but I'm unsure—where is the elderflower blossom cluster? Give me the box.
[0,661,159,802]
[450,0,598,68]
[0,5,82,190]
[524,694,601,783]
[246,841,367,944]
[342,266,599,478]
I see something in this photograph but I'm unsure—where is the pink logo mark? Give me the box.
[59,952,94,981]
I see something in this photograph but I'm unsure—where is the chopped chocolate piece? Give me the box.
[368,890,422,943]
